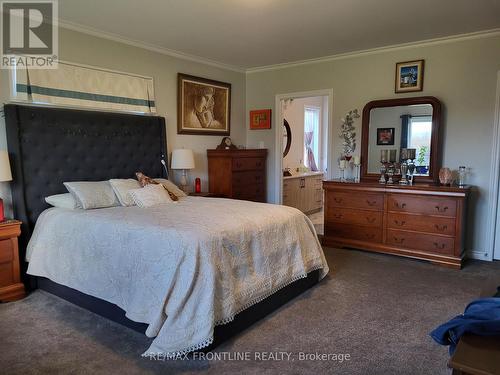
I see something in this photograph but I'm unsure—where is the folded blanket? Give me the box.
[430,297,500,354]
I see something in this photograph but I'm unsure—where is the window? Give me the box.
[408,116,432,168]
[304,106,321,171]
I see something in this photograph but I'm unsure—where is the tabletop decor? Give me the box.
[339,109,359,159]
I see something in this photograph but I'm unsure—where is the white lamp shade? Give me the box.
[171,149,195,170]
[0,151,12,182]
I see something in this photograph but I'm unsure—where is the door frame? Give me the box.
[487,71,500,260]
[274,89,334,204]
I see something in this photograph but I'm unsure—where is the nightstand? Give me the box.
[189,192,225,198]
[0,220,25,302]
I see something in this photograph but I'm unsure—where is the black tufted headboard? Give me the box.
[4,104,167,262]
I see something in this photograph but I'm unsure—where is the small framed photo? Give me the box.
[377,128,395,145]
[249,109,271,130]
[395,60,424,93]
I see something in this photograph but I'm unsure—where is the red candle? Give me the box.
[195,178,201,193]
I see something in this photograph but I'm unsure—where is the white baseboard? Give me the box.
[467,250,492,261]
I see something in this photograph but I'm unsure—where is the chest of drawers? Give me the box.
[207,149,267,202]
[323,181,470,269]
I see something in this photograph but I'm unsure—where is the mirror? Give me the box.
[283,119,292,157]
[361,96,441,184]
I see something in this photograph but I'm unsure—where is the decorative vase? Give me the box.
[439,168,453,185]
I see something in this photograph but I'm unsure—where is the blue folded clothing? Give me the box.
[430,298,500,354]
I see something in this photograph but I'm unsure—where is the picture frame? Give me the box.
[377,128,395,145]
[395,60,424,93]
[177,73,231,135]
[249,109,271,130]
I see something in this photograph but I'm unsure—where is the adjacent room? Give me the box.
[0,1,500,374]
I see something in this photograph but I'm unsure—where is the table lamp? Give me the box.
[0,151,13,222]
[171,149,195,192]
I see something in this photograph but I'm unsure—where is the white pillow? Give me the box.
[155,178,187,198]
[109,179,141,206]
[64,181,120,210]
[45,193,79,209]
[128,184,174,208]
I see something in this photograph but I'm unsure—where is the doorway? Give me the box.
[275,89,333,235]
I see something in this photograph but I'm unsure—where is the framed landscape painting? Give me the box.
[395,60,424,93]
[177,73,231,135]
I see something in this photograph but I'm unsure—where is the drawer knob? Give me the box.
[334,213,343,219]
[366,217,376,223]
[435,224,448,231]
[395,202,407,209]
[393,237,405,244]
[435,206,449,213]
[394,220,406,226]
[334,198,343,203]
[366,200,377,206]
[433,242,446,250]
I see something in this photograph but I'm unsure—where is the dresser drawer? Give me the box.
[387,213,456,236]
[233,185,265,199]
[328,192,384,211]
[232,158,265,171]
[327,208,382,227]
[232,171,264,187]
[387,194,457,217]
[0,262,13,287]
[0,239,13,264]
[326,223,382,243]
[387,229,455,255]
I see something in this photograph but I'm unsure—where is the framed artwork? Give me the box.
[249,109,271,130]
[395,60,424,93]
[177,73,231,135]
[377,128,395,145]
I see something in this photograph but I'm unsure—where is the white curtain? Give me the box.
[13,61,156,113]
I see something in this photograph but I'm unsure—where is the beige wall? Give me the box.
[0,28,247,215]
[246,34,500,258]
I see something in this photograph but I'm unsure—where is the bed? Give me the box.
[4,104,329,357]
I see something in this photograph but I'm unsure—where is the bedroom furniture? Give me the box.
[171,149,195,192]
[0,220,25,302]
[323,181,470,269]
[207,149,267,202]
[283,172,323,214]
[0,151,13,222]
[361,96,442,184]
[189,192,220,197]
[4,103,320,351]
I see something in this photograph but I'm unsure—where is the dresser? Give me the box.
[323,181,470,269]
[207,149,267,202]
[283,172,323,214]
[0,220,25,301]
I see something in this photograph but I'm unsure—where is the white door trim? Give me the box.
[274,89,334,204]
[486,71,500,261]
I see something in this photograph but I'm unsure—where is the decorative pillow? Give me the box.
[155,178,187,198]
[135,172,179,201]
[128,184,174,208]
[45,193,79,209]
[109,179,141,206]
[63,181,120,210]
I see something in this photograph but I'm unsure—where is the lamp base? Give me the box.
[180,170,189,193]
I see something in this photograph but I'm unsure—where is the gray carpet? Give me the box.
[1,247,499,375]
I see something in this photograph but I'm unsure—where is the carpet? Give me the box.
[1,247,499,375]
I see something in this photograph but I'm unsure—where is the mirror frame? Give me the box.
[283,119,292,158]
[360,96,442,184]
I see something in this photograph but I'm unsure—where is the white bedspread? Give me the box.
[26,197,329,356]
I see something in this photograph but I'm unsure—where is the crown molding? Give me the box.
[246,28,500,74]
[58,20,246,73]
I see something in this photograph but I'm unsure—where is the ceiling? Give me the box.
[59,0,500,70]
